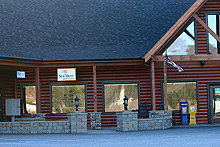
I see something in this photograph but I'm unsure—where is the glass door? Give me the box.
[209,85,220,124]
[213,88,220,120]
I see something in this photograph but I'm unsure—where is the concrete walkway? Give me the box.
[0,125,220,147]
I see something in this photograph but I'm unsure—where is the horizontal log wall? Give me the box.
[96,65,151,127]
[197,0,220,54]
[15,65,150,127]
[154,60,220,125]
[0,68,16,122]
[40,67,93,122]
[15,67,93,125]
[152,0,220,125]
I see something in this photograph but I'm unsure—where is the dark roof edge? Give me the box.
[0,56,42,62]
[0,56,143,63]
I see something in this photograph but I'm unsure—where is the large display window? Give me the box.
[163,81,198,111]
[51,84,86,113]
[103,82,139,113]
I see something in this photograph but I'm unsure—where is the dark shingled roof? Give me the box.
[0,0,196,61]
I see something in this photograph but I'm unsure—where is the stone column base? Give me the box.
[67,112,88,133]
[90,112,102,130]
[116,110,138,132]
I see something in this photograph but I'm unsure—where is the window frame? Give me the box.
[160,18,198,55]
[50,83,87,115]
[102,81,140,114]
[161,80,199,112]
[21,84,38,116]
[205,12,220,54]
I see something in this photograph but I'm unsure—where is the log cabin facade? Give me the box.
[0,0,220,126]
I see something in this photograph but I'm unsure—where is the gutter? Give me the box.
[142,57,153,109]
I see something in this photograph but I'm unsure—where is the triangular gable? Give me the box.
[144,0,208,62]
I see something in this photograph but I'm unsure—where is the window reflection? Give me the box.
[165,82,197,111]
[52,85,86,113]
[207,15,220,54]
[163,21,195,55]
[23,86,36,114]
[104,83,138,112]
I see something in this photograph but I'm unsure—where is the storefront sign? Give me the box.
[57,68,76,81]
[17,71,25,79]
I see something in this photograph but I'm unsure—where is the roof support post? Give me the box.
[35,67,41,113]
[164,60,168,111]
[151,60,156,111]
[93,65,97,112]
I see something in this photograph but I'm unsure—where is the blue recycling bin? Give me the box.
[180,102,189,125]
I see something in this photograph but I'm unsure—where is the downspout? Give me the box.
[142,57,153,109]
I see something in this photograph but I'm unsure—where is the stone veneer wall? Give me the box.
[15,113,46,121]
[117,110,172,132]
[0,112,87,134]
[138,111,172,131]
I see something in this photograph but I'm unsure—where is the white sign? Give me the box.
[57,68,76,81]
[17,71,25,79]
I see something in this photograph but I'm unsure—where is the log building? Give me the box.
[0,0,219,126]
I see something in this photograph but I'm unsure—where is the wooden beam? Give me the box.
[152,54,220,62]
[144,0,208,62]
[163,61,168,111]
[39,60,143,68]
[0,61,37,67]
[193,13,220,43]
[151,61,156,111]
[93,65,97,112]
[35,67,41,113]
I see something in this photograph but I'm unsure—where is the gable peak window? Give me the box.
[207,14,220,54]
[162,20,197,55]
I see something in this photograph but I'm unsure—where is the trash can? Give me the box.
[180,102,189,125]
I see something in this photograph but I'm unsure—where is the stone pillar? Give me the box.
[116,111,138,132]
[67,112,87,133]
[90,112,101,129]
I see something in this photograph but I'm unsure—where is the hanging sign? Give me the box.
[57,68,76,81]
[17,71,25,79]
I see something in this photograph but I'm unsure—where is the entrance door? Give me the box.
[209,85,220,124]
[0,88,3,121]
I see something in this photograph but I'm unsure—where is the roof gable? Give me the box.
[144,0,207,62]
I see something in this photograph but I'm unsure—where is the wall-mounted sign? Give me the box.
[57,68,76,81]
[17,71,25,79]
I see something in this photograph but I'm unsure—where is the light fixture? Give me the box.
[200,60,205,66]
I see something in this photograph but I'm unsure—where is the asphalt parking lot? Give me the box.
[0,125,220,147]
